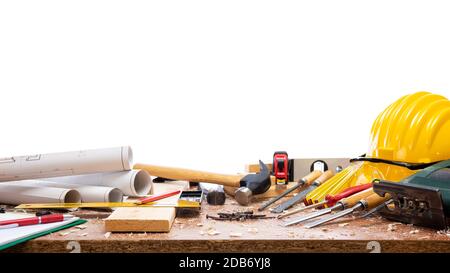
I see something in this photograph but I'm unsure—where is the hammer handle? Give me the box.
[134,163,243,187]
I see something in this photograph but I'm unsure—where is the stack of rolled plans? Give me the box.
[0,146,153,205]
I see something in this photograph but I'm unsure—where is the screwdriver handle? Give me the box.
[325,183,373,207]
[339,187,374,208]
[361,192,391,210]
[301,170,323,185]
[312,170,334,186]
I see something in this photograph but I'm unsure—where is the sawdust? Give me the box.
[409,230,420,234]
[321,228,329,232]
[196,223,203,227]
[229,232,242,237]
[387,223,402,232]
[206,227,220,236]
[338,223,349,227]
[75,225,87,230]
[104,232,111,239]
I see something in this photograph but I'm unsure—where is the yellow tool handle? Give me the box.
[301,170,323,184]
[134,163,243,187]
[363,192,391,210]
[313,170,334,185]
[340,188,374,208]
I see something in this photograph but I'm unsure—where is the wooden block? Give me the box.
[105,207,175,232]
[105,180,188,233]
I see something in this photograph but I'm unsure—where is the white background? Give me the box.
[1,1,449,173]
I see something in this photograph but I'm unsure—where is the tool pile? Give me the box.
[1,91,450,251]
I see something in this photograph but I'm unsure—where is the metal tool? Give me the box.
[257,170,323,211]
[199,183,226,205]
[134,160,271,206]
[206,211,275,221]
[278,183,372,219]
[283,187,374,226]
[304,192,390,228]
[271,170,334,213]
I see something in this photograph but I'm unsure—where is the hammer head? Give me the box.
[235,160,271,206]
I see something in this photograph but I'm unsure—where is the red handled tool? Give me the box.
[135,190,182,205]
[278,183,372,219]
[0,214,74,229]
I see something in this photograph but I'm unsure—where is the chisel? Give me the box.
[304,191,391,228]
[283,187,374,226]
[271,170,334,213]
[258,170,323,211]
[277,183,372,219]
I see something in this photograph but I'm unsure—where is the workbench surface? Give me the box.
[5,198,450,253]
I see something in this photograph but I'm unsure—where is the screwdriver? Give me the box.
[270,170,335,213]
[304,191,391,228]
[283,187,374,226]
[258,170,322,211]
[277,183,372,219]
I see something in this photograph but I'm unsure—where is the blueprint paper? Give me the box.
[4,180,124,203]
[44,170,153,197]
[0,184,81,205]
[0,146,133,182]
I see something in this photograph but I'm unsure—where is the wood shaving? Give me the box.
[75,225,87,230]
[321,228,329,232]
[59,231,71,236]
[199,230,205,236]
[418,236,430,240]
[247,227,258,233]
[338,223,349,227]
[104,232,111,239]
[409,229,419,234]
[206,227,220,236]
[196,223,203,227]
[229,232,242,237]
[387,223,401,232]
[80,233,88,236]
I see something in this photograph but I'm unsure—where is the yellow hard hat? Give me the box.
[305,91,450,205]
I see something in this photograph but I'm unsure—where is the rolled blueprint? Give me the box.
[3,180,124,203]
[0,146,132,182]
[44,170,153,197]
[0,184,81,205]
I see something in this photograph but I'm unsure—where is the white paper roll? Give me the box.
[0,184,81,205]
[0,146,133,182]
[44,170,152,197]
[4,180,124,203]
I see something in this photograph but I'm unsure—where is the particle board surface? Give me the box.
[5,196,450,253]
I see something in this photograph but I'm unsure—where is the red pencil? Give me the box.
[135,190,182,205]
[0,214,74,229]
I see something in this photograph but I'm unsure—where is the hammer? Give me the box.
[134,161,271,206]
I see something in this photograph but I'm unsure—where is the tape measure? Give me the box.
[15,200,200,209]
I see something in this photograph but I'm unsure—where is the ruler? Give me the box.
[15,200,200,209]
